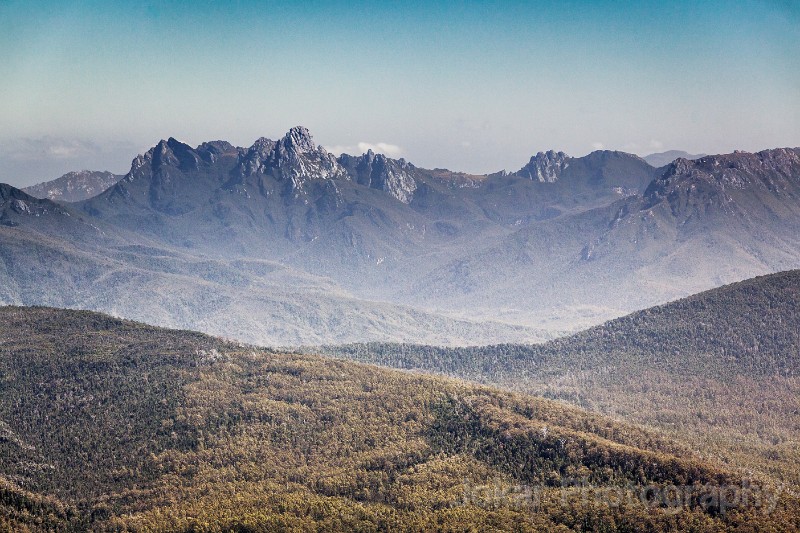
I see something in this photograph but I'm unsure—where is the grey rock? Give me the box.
[23,170,123,202]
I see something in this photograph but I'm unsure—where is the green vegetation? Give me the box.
[2,306,797,530]
[318,270,800,485]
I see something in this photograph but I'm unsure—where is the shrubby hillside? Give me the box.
[2,306,795,531]
[319,270,800,484]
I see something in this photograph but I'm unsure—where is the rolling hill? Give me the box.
[319,270,800,484]
[1,306,796,531]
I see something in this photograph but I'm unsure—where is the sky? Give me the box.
[0,0,798,186]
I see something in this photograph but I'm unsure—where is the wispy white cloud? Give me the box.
[325,142,403,158]
[591,142,605,150]
[0,137,138,186]
[4,137,100,161]
[357,142,403,157]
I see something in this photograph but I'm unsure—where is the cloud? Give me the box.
[3,137,100,161]
[591,142,605,150]
[325,142,403,158]
[357,142,403,157]
[0,137,138,187]
[649,139,664,151]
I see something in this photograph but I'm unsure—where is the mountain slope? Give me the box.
[63,128,662,337]
[2,306,795,531]
[0,182,551,346]
[22,170,123,202]
[78,129,660,291]
[516,149,655,194]
[406,148,800,328]
[320,270,800,483]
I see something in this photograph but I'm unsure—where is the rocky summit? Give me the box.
[22,170,123,202]
[515,150,570,182]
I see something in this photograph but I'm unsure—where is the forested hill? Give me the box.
[1,306,795,531]
[318,270,800,484]
[536,268,800,377]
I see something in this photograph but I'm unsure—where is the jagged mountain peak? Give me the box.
[239,137,277,175]
[235,127,348,186]
[250,136,276,150]
[133,137,202,175]
[653,147,800,189]
[537,149,568,159]
[264,127,348,186]
[515,150,570,182]
[338,150,418,203]
[196,140,239,164]
[199,140,237,153]
[280,125,317,153]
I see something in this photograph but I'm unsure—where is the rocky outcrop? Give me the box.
[338,150,418,203]
[23,171,123,202]
[239,127,349,190]
[515,150,570,182]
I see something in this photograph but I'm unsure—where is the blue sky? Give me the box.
[1,0,798,185]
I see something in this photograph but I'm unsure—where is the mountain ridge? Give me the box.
[1,128,800,346]
[22,170,123,203]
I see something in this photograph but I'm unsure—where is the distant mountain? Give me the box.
[78,128,658,287]
[643,150,705,167]
[338,149,418,203]
[0,183,119,242]
[4,306,783,530]
[2,127,799,345]
[319,270,800,482]
[515,150,570,182]
[408,147,800,329]
[0,182,551,346]
[22,170,122,202]
[515,149,653,194]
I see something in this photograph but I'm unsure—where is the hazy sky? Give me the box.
[1,0,798,186]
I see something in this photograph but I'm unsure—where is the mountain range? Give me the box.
[1,126,799,345]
